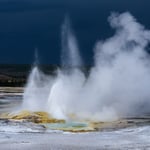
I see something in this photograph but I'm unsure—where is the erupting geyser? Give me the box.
[21,12,150,122]
[61,15,83,68]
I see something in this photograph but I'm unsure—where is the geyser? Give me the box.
[21,12,150,122]
[61,15,83,68]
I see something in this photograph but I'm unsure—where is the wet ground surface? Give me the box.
[0,87,23,113]
[0,87,150,149]
[0,126,150,150]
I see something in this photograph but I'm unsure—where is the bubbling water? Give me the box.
[22,12,150,122]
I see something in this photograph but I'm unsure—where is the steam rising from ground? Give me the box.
[61,16,83,67]
[22,12,150,122]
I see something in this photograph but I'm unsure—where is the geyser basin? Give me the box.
[6,12,150,132]
[21,12,150,122]
[0,111,95,132]
[1,110,150,133]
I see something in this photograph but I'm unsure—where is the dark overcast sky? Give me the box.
[0,0,150,64]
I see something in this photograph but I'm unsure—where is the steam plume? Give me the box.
[61,15,83,68]
[21,12,150,122]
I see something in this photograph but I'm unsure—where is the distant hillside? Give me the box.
[0,64,58,87]
[0,64,91,87]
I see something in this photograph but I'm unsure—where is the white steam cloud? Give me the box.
[21,12,150,122]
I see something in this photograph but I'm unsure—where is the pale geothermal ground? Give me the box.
[0,87,150,150]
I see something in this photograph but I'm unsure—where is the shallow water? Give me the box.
[0,93,22,113]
